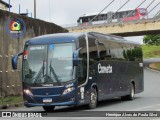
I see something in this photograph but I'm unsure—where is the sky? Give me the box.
[3,0,160,43]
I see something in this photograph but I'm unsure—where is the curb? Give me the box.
[0,102,23,110]
[146,64,160,73]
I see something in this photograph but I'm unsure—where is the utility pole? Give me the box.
[26,9,28,17]
[34,0,36,18]
[8,0,10,12]
[19,4,20,14]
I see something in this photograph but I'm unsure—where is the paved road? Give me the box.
[1,59,160,119]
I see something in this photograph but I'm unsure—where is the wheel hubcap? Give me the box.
[91,92,96,105]
[131,86,134,97]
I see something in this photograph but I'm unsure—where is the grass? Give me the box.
[149,62,160,71]
[155,63,160,71]
[142,45,160,71]
[0,96,23,106]
[142,45,160,59]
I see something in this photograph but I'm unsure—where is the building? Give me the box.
[0,0,12,11]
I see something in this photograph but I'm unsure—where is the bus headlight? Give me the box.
[24,89,33,96]
[63,87,75,95]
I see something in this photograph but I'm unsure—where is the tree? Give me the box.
[143,35,160,45]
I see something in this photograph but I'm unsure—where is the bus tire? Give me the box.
[88,88,97,109]
[127,83,135,100]
[43,106,55,112]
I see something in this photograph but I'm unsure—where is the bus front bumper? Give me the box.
[24,101,78,107]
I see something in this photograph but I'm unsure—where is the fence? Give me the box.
[62,13,160,29]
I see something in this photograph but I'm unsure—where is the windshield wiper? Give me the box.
[33,60,45,84]
[49,60,61,85]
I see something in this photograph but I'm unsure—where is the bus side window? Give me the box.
[88,37,99,76]
[80,19,82,24]
[99,43,107,60]
[88,37,99,68]
[78,51,86,77]
[96,40,107,60]
[77,37,87,86]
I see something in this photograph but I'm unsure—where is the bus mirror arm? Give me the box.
[12,52,23,70]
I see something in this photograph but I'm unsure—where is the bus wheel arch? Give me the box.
[121,81,135,101]
[129,81,135,100]
[92,85,98,99]
[126,81,135,100]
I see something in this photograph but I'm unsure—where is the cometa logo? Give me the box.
[98,63,112,74]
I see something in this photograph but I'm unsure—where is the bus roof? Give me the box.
[89,32,140,45]
[26,33,84,45]
[26,32,139,45]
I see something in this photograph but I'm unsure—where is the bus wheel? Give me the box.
[88,88,97,109]
[121,83,135,101]
[43,106,55,112]
[127,83,135,100]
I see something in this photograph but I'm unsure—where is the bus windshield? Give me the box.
[23,43,76,86]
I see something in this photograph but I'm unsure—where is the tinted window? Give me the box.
[98,42,107,60]
[77,37,87,86]
[108,41,125,60]
[88,37,98,65]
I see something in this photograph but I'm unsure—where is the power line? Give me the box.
[117,0,147,25]
[101,0,130,26]
[146,0,156,9]
[136,1,160,24]
[8,0,10,12]
[88,0,115,24]
[154,9,160,18]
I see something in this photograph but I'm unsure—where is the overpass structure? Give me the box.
[68,18,160,37]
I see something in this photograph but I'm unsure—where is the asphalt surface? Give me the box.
[1,59,160,119]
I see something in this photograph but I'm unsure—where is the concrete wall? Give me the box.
[0,3,7,11]
[0,10,68,97]
[68,19,160,37]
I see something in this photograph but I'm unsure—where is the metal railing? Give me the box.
[61,0,160,29]
[62,12,160,29]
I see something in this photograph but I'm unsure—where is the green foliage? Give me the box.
[143,35,160,45]
[0,96,23,106]
[157,63,160,71]
[142,45,160,59]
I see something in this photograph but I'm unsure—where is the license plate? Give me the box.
[43,98,52,103]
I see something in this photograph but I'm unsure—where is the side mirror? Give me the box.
[73,50,79,66]
[12,52,23,70]
[12,55,18,70]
